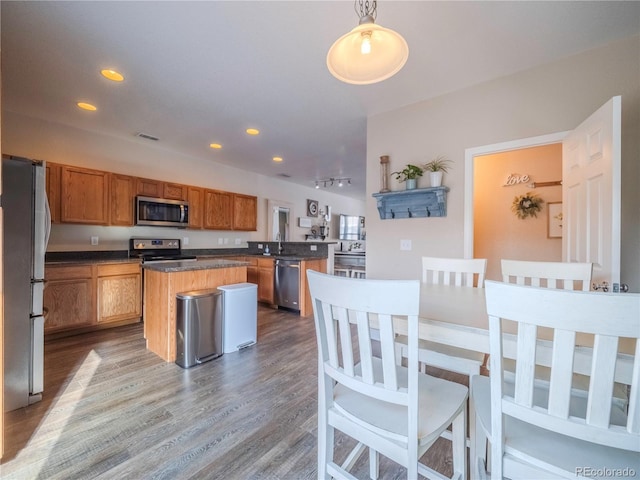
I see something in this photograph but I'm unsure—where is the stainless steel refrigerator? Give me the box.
[2,154,49,411]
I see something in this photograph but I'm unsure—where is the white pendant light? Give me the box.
[327,0,408,85]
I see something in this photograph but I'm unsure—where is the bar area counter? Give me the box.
[143,259,248,362]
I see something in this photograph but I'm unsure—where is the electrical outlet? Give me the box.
[234,238,241,245]
[258,243,263,249]
[218,238,224,245]
[90,236,99,246]
[182,237,189,246]
[310,245,317,251]
[400,239,412,251]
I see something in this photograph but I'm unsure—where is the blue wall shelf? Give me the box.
[372,187,449,220]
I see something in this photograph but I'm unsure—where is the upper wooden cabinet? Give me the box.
[233,194,258,231]
[163,182,187,201]
[110,174,135,226]
[187,186,204,229]
[45,162,61,223]
[204,189,233,230]
[49,162,257,230]
[136,177,162,198]
[60,166,109,225]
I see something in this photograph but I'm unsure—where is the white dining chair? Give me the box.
[397,256,488,477]
[471,281,640,479]
[307,270,468,480]
[501,259,592,291]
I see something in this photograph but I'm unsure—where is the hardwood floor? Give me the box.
[1,306,464,479]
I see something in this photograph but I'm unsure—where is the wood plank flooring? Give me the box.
[1,306,465,479]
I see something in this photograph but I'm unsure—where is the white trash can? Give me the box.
[218,283,258,353]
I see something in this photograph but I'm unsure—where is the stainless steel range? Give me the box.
[129,238,197,263]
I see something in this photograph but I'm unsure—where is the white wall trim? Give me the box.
[463,131,570,258]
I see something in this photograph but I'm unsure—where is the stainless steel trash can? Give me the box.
[175,289,223,368]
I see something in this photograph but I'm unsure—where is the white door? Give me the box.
[562,96,621,291]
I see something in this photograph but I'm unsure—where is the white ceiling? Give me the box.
[2,1,638,199]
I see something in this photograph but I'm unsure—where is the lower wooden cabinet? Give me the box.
[97,263,142,324]
[44,261,142,335]
[257,257,275,304]
[44,265,96,332]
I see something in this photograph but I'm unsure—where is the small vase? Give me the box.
[406,178,417,190]
[430,171,443,187]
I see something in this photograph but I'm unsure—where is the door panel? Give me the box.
[562,96,621,290]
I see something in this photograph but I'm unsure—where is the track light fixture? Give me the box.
[314,177,352,189]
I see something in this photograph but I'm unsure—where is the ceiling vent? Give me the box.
[135,132,159,141]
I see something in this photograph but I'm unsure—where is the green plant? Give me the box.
[423,155,452,173]
[391,164,423,182]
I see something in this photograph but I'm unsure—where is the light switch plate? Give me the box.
[400,239,412,251]
[90,236,99,246]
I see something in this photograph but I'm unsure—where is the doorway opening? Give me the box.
[463,131,568,280]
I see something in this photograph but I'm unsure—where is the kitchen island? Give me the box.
[143,259,248,362]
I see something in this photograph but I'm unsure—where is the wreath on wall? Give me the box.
[511,192,543,219]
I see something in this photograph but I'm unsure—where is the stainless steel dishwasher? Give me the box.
[275,259,300,310]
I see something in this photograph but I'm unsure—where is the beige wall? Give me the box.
[474,144,562,281]
[366,35,640,290]
[2,112,365,251]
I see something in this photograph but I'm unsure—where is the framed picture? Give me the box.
[307,199,318,217]
[548,202,563,238]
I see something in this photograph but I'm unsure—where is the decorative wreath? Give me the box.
[511,192,543,219]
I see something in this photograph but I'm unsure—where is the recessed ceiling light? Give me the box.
[77,102,97,111]
[246,128,260,136]
[272,156,283,163]
[101,69,124,82]
[209,143,222,149]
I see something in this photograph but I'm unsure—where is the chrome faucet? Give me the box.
[276,232,284,254]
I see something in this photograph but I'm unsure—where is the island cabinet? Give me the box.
[60,165,110,224]
[142,260,247,362]
[299,258,327,317]
[44,261,142,335]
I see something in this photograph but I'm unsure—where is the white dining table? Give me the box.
[391,283,635,382]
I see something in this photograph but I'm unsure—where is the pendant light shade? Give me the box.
[327,1,408,85]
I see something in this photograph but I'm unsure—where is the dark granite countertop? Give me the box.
[142,258,248,273]
[46,258,141,266]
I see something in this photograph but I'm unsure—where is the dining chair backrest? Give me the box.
[501,259,592,291]
[422,256,487,287]
[308,269,420,412]
[484,280,640,479]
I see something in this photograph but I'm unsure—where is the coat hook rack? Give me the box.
[527,180,562,188]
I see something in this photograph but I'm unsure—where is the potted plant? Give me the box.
[391,164,423,190]
[423,155,452,187]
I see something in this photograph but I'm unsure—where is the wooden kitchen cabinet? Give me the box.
[187,186,204,229]
[243,256,259,285]
[44,264,96,333]
[45,162,61,223]
[97,263,142,324]
[257,257,275,304]
[136,177,163,198]
[60,166,110,224]
[110,173,135,226]
[163,182,188,201]
[204,189,233,230]
[233,193,258,231]
[300,258,327,317]
[44,261,142,335]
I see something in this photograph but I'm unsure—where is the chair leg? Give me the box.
[317,418,333,479]
[469,400,477,480]
[452,406,467,480]
[369,448,379,479]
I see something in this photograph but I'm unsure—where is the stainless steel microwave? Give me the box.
[136,196,189,228]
